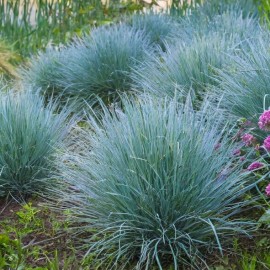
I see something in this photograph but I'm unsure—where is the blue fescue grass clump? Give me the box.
[21,5,262,112]
[179,10,260,41]
[191,0,258,21]
[206,10,261,38]
[132,33,234,104]
[128,13,180,50]
[0,91,71,198]
[217,35,270,122]
[132,7,262,105]
[59,24,152,107]
[21,48,65,99]
[22,24,152,110]
[174,0,260,48]
[55,96,258,269]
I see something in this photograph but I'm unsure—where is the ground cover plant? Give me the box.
[0,198,85,269]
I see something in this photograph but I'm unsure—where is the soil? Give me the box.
[0,197,22,221]
[0,196,84,269]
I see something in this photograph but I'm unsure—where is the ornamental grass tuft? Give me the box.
[0,91,71,198]
[22,24,152,111]
[128,13,180,51]
[132,33,233,104]
[55,96,259,269]
[21,48,65,99]
[217,35,270,122]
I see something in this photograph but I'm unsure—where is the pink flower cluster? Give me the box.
[247,162,264,171]
[237,110,270,198]
[233,149,241,156]
[258,110,270,131]
[257,111,270,152]
[242,133,256,146]
[264,136,270,151]
[266,183,270,197]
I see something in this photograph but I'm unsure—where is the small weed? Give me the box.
[0,199,84,269]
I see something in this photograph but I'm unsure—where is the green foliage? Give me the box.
[231,237,270,270]
[0,201,83,269]
[23,24,152,110]
[0,0,144,57]
[0,91,71,198]
[206,10,260,37]
[193,0,258,20]
[256,0,270,23]
[0,233,22,269]
[55,96,260,269]
[0,39,20,79]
